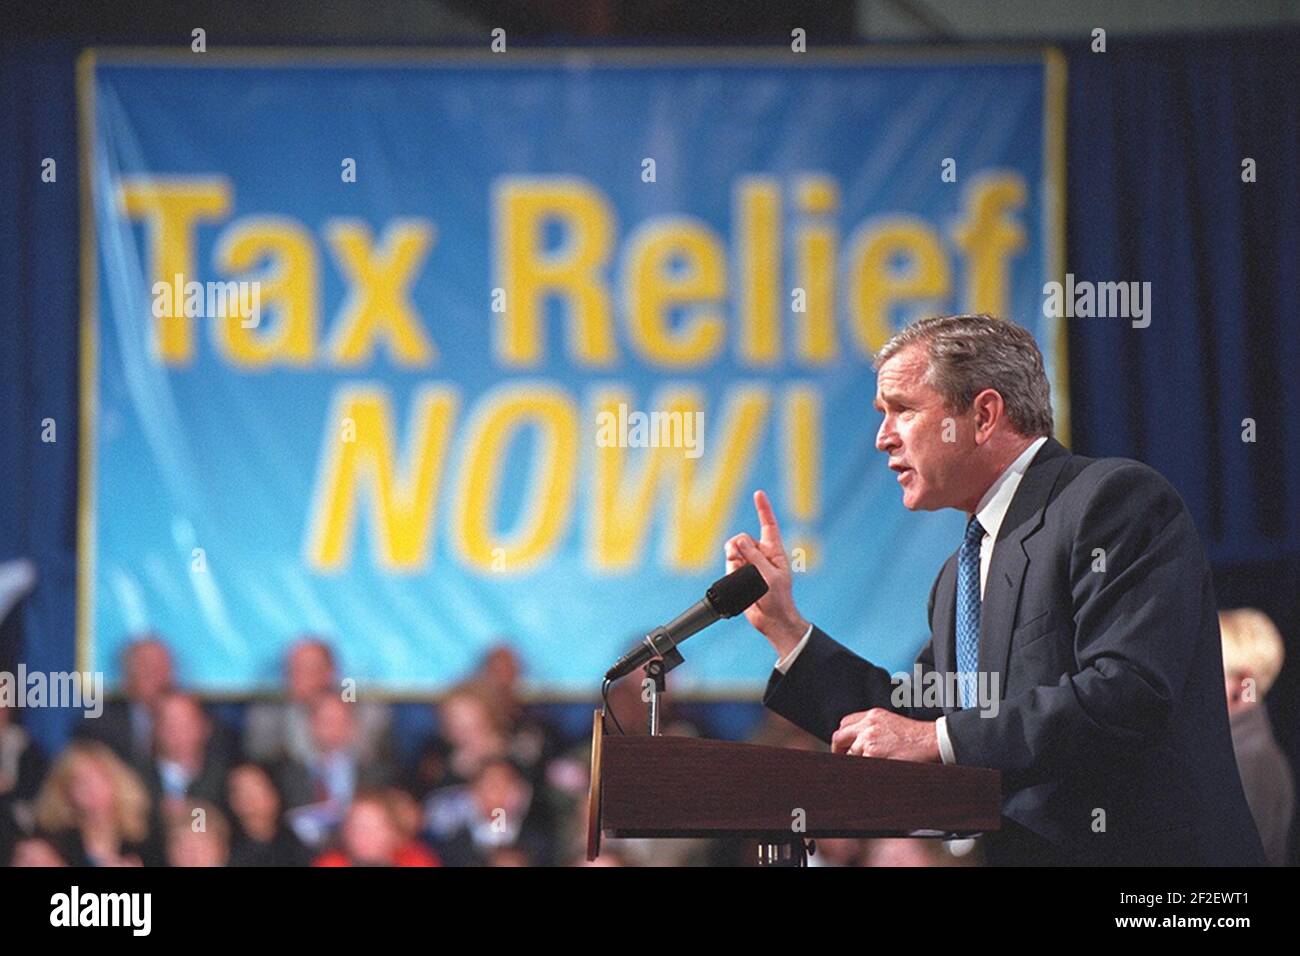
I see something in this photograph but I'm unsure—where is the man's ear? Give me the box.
[971,388,1004,443]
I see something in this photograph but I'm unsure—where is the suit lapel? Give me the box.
[976,437,1072,695]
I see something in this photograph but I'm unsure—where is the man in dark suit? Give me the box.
[724,313,1265,866]
[143,691,231,817]
[74,635,175,767]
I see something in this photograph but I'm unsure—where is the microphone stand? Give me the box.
[642,646,683,736]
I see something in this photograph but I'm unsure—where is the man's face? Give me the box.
[874,344,973,511]
[228,766,279,820]
[125,641,173,704]
[482,646,520,691]
[156,696,209,760]
[343,800,400,864]
[168,828,226,868]
[287,644,333,702]
[310,696,355,753]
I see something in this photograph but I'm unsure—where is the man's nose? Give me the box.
[876,417,898,452]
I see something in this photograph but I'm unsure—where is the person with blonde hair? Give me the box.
[437,681,512,783]
[32,740,160,866]
[1221,608,1295,866]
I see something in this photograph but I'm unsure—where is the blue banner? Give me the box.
[81,51,1065,694]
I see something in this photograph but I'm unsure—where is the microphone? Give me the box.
[603,564,769,682]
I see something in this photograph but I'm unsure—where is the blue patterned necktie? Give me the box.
[955,515,985,709]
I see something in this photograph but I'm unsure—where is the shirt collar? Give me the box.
[972,435,1048,542]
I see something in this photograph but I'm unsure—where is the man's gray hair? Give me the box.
[873,314,1054,438]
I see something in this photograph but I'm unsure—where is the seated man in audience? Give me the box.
[244,637,393,767]
[424,756,554,866]
[474,643,565,783]
[144,692,231,820]
[75,635,175,768]
[278,693,393,848]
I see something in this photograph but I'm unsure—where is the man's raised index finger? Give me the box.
[753,489,785,546]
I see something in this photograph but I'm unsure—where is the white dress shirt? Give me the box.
[774,435,1049,764]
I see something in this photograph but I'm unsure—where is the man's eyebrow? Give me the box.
[876,390,909,408]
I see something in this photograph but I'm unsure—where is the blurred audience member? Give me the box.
[33,740,160,866]
[145,692,230,818]
[165,800,230,867]
[75,635,174,766]
[406,734,453,802]
[226,762,311,866]
[1221,608,1295,866]
[279,693,393,847]
[478,644,521,702]
[0,700,48,864]
[9,835,68,867]
[384,786,426,850]
[475,643,563,779]
[425,756,554,866]
[536,747,590,864]
[425,682,510,786]
[244,637,392,766]
[314,791,438,867]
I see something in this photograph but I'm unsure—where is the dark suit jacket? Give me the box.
[73,700,153,767]
[143,749,230,810]
[74,700,241,773]
[276,753,393,810]
[764,437,1266,866]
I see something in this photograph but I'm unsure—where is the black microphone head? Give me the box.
[706,564,768,618]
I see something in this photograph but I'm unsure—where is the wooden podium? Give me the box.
[586,710,1001,863]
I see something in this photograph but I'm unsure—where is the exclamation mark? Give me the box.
[784,386,821,571]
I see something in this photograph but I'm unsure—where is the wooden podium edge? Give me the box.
[585,708,604,862]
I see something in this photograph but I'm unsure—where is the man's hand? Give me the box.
[723,490,810,658]
[831,708,941,763]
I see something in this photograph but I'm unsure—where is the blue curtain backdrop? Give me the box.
[0,40,83,754]
[1063,31,1300,786]
[2,33,1298,771]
